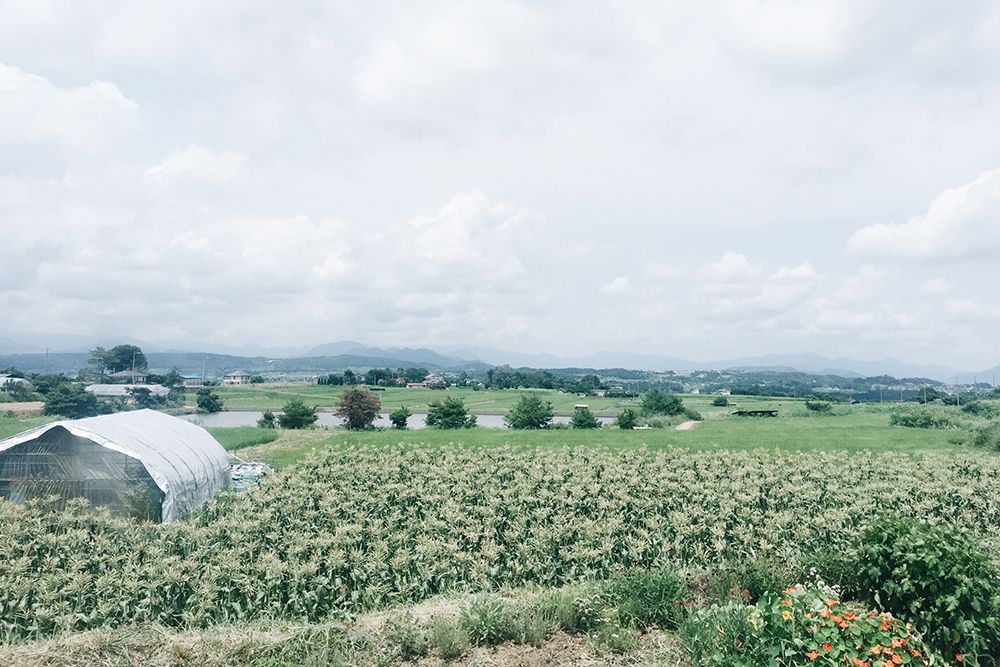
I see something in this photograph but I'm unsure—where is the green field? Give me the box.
[191,384,797,415]
[229,409,967,469]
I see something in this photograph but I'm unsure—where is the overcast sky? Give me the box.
[2,1,1000,369]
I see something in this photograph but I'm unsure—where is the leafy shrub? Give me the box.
[425,396,477,429]
[507,604,549,647]
[683,407,702,421]
[428,618,469,660]
[277,399,318,429]
[603,568,688,630]
[681,600,766,666]
[383,611,427,660]
[505,394,554,429]
[682,586,940,666]
[711,396,729,407]
[615,408,637,429]
[857,518,1000,664]
[705,557,792,604]
[195,388,223,414]
[962,401,999,418]
[388,406,411,430]
[889,408,954,429]
[459,595,512,645]
[570,406,601,429]
[971,420,1000,451]
[640,389,684,416]
[570,594,612,633]
[805,400,833,414]
[257,410,277,429]
[533,590,581,632]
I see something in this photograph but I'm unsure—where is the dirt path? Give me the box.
[674,420,700,431]
[1,401,44,417]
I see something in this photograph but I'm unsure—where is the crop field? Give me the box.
[1,440,998,644]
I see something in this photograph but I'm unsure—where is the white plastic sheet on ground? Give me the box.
[0,409,231,522]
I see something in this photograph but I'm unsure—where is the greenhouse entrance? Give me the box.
[0,425,164,521]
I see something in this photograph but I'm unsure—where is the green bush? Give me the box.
[277,398,318,429]
[711,396,729,407]
[533,590,581,632]
[962,401,999,418]
[504,394,554,429]
[388,406,411,430]
[805,400,833,414]
[428,618,469,660]
[459,595,512,646]
[570,406,601,429]
[425,396,477,429]
[681,586,941,666]
[971,421,1000,451]
[857,518,1000,664]
[682,407,702,421]
[640,389,684,416]
[257,410,277,429]
[603,568,688,630]
[507,604,549,648]
[705,557,792,604]
[383,611,428,660]
[681,600,765,666]
[889,408,954,429]
[195,388,223,414]
[615,408,637,430]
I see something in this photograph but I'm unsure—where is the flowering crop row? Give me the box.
[0,444,998,641]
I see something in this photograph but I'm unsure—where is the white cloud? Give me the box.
[145,145,249,184]
[2,4,1000,367]
[600,276,636,295]
[0,63,137,157]
[848,168,1000,261]
[701,252,762,284]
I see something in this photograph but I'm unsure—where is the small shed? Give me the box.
[0,409,230,522]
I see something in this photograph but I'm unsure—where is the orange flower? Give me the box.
[782,610,792,620]
[956,655,963,663]
[822,643,832,651]
[807,651,819,661]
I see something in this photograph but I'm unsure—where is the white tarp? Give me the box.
[0,409,231,522]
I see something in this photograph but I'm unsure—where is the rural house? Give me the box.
[224,370,252,385]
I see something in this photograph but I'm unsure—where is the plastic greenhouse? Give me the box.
[0,409,231,522]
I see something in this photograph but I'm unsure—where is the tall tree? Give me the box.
[335,388,381,430]
[91,345,148,374]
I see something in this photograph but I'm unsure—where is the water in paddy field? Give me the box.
[179,411,614,429]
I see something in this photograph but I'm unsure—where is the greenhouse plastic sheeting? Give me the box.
[0,409,231,522]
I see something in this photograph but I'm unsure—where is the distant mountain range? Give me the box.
[0,338,994,384]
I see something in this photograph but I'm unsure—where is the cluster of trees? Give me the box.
[88,345,148,376]
[318,368,429,387]
[484,366,605,395]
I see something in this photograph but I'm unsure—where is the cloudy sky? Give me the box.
[2,1,1000,369]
